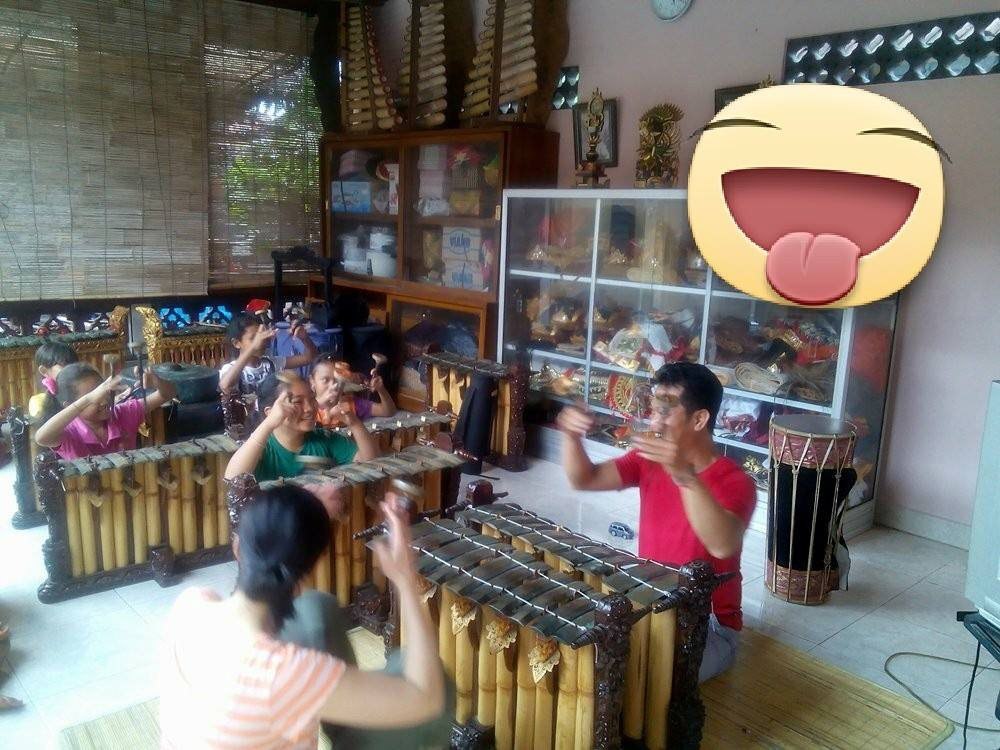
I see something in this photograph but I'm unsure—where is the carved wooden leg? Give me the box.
[500,363,529,472]
[226,473,259,537]
[35,450,71,603]
[9,410,45,528]
[667,560,716,750]
[592,592,632,750]
[450,721,494,750]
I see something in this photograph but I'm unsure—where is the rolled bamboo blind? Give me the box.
[0,0,319,300]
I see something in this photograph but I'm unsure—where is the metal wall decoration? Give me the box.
[783,12,1000,86]
[634,103,684,188]
[551,65,579,109]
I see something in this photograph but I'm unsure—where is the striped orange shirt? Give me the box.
[159,588,346,749]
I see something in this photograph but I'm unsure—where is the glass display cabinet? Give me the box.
[497,189,897,525]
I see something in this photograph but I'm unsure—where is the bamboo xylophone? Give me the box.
[0,311,128,416]
[136,306,228,369]
[419,352,528,471]
[35,435,239,603]
[370,509,719,750]
[452,502,722,750]
[323,410,452,455]
[228,443,466,633]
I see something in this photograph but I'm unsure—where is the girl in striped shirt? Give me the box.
[159,486,445,749]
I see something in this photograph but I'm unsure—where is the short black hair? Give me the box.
[55,362,103,406]
[256,374,289,410]
[653,362,723,430]
[226,312,262,356]
[35,341,78,369]
[236,485,331,630]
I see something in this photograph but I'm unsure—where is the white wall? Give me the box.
[376,0,1000,545]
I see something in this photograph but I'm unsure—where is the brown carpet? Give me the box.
[59,627,952,749]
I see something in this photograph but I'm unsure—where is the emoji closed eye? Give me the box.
[703,118,779,132]
[858,127,951,163]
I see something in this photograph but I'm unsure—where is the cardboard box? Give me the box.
[443,260,486,291]
[337,181,372,213]
[441,226,483,264]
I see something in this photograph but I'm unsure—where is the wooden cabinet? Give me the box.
[313,124,558,405]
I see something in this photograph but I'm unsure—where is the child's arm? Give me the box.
[224,391,297,479]
[369,376,397,417]
[282,321,318,370]
[219,326,276,393]
[343,409,380,462]
[143,376,178,413]
[35,375,122,448]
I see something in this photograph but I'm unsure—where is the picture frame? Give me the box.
[714,84,757,114]
[573,97,618,168]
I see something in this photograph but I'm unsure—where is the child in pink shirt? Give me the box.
[34,363,176,459]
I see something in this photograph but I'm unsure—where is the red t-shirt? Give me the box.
[614,451,756,630]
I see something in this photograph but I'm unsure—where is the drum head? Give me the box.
[770,414,855,439]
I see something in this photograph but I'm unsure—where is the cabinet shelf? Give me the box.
[415,216,499,229]
[595,277,706,295]
[509,268,590,283]
[721,386,833,414]
[332,211,399,224]
[714,435,769,456]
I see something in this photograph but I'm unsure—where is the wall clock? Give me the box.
[651,0,693,22]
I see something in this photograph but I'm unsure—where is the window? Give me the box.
[0,0,320,301]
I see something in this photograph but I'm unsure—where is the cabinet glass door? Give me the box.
[402,137,502,294]
[326,145,402,280]
[500,195,597,401]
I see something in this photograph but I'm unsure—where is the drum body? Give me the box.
[766,415,857,605]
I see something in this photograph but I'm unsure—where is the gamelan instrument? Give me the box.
[366,500,723,750]
[767,414,858,605]
[34,435,239,603]
[340,3,402,133]
[136,306,228,369]
[322,409,452,455]
[398,0,472,128]
[227,443,466,630]
[0,307,128,416]
[6,409,44,529]
[460,0,568,126]
[419,352,528,471]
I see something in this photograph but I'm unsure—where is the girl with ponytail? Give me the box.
[159,485,446,749]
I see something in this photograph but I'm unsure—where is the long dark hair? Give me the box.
[235,485,331,630]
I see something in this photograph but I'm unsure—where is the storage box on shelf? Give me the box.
[317,125,558,405]
[497,189,897,535]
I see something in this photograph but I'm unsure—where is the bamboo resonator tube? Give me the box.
[39,436,236,584]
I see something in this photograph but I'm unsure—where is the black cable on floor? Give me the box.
[882,650,1000,741]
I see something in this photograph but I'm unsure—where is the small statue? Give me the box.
[635,103,684,188]
[576,88,610,188]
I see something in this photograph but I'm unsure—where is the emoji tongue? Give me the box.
[765,232,862,305]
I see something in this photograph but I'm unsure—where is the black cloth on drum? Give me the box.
[452,372,497,475]
[768,465,857,571]
[164,401,224,443]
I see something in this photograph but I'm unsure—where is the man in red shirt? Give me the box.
[557,362,756,681]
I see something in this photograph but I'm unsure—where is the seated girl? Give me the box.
[219,312,317,402]
[311,357,397,428]
[224,374,379,484]
[34,363,176,460]
[27,341,78,423]
[159,485,447,749]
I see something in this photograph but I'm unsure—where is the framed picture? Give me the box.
[573,98,618,168]
[714,84,757,114]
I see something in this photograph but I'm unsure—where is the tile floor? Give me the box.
[1,459,999,749]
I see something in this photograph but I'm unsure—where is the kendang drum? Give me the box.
[766,415,857,605]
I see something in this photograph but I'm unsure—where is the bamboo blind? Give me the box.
[0,0,320,300]
[204,0,320,283]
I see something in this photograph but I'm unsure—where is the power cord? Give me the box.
[883,649,1000,747]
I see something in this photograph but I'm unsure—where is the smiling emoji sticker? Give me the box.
[688,83,945,307]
